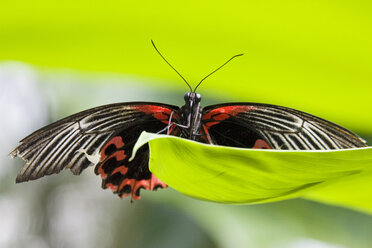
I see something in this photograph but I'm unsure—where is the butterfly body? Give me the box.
[179,92,203,140]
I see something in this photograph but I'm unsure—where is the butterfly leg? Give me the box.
[154,113,173,135]
[155,111,187,135]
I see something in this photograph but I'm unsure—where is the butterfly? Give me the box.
[11,41,367,201]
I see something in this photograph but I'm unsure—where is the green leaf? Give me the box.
[133,132,372,213]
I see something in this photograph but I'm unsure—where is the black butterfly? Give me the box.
[11,42,367,200]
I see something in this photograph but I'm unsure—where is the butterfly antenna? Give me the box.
[193,53,244,92]
[151,40,192,92]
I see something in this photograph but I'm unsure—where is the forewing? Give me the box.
[202,103,367,150]
[11,102,180,184]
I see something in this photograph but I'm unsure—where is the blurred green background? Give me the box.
[1,0,372,247]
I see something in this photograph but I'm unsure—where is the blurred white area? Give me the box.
[288,238,345,248]
[0,193,49,248]
[0,62,49,247]
[0,62,48,176]
[47,175,118,248]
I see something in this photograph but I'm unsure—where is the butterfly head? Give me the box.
[184,92,201,103]
[182,92,202,116]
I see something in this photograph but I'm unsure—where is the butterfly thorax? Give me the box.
[179,92,203,140]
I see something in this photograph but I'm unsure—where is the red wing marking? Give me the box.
[133,105,179,124]
[153,112,169,120]
[204,121,219,127]
[252,139,272,149]
[150,174,167,190]
[105,183,118,192]
[107,151,126,161]
[120,193,130,199]
[201,125,213,144]
[117,175,167,200]
[96,122,169,201]
[212,113,230,120]
[100,136,125,160]
[119,178,136,192]
[167,124,179,135]
[132,180,150,200]
[97,136,127,179]
[97,166,107,179]
[97,151,127,179]
[203,106,257,128]
[202,106,273,149]
[112,165,128,175]
[133,105,173,115]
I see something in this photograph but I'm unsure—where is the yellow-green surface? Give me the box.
[0,0,371,133]
[2,2,372,247]
[133,132,372,214]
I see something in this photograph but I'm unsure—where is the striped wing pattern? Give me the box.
[11,102,179,183]
[202,103,367,150]
[11,99,367,201]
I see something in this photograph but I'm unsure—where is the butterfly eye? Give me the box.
[184,92,191,101]
[195,93,201,102]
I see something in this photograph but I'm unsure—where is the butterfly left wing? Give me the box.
[201,103,367,150]
[11,102,180,199]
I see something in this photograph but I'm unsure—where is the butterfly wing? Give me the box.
[201,103,367,149]
[11,102,180,199]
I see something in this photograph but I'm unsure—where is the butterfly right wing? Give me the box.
[11,102,180,199]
